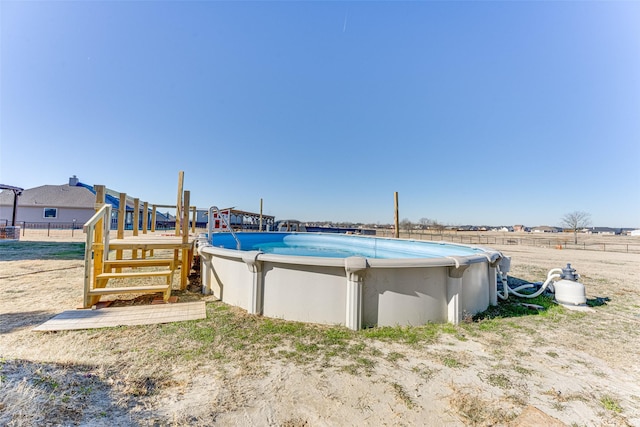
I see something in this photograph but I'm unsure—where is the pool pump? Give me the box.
[496,259,587,306]
[552,264,587,306]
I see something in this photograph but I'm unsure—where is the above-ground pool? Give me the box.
[198,232,504,330]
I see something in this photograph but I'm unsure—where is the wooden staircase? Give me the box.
[89,258,176,302]
[82,184,195,308]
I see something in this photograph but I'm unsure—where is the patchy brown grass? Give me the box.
[1,239,639,425]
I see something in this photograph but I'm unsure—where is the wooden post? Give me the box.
[141,201,149,258]
[182,191,190,244]
[92,185,106,306]
[116,193,126,271]
[181,190,190,290]
[133,198,140,237]
[394,192,399,238]
[174,171,184,269]
[132,198,139,259]
[151,205,157,232]
[149,204,156,256]
[191,206,196,233]
[117,193,126,240]
[142,201,149,234]
[175,171,184,237]
[259,198,263,231]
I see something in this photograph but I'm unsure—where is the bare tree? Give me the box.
[418,217,446,235]
[560,211,591,244]
[430,220,445,233]
[401,218,413,237]
[419,217,431,230]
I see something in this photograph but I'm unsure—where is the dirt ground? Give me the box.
[1,236,639,426]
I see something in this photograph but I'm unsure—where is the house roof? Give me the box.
[74,182,136,210]
[585,227,621,233]
[2,177,196,214]
[0,184,96,208]
[531,225,562,231]
[0,181,136,210]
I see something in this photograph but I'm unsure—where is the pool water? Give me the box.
[255,242,369,258]
[210,232,485,259]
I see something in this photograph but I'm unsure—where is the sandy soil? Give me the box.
[1,237,639,426]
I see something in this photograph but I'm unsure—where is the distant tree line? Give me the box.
[308,211,599,239]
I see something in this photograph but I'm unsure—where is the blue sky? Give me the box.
[1,1,639,227]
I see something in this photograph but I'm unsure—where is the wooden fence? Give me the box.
[3,223,639,254]
[375,230,640,254]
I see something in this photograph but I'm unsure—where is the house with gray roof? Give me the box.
[531,225,562,233]
[583,227,622,235]
[0,176,98,226]
[0,176,172,229]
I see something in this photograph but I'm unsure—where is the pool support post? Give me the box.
[447,263,469,325]
[242,251,264,315]
[196,234,213,295]
[488,257,502,306]
[345,257,368,330]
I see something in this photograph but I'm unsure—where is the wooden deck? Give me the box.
[108,234,196,251]
[33,301,206,331]
[82,182,198,308]
[108,233,197,291]
[83,213,198,308]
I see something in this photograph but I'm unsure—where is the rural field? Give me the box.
[1,234,639,426]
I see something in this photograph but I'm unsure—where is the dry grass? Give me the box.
[1,239,640,425]
[448,385,517,426]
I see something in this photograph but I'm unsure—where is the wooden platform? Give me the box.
[82,184,198,308]
[33,301,206,331]
[108,234,196,251]
[82,227,198,308]
[106,233,196,291]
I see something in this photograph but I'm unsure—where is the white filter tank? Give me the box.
[554,264,587,306]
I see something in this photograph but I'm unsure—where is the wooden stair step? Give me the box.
[87,285,170,296]
[104,259,176,270]
[97,271,173,280]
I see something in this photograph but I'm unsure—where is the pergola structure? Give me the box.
[228,208,275,231]
[0,184,24,226]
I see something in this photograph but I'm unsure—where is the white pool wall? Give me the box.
[197,233,502,330]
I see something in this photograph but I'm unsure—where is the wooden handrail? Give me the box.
[82,203,112,307]
[83,203,111,233]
